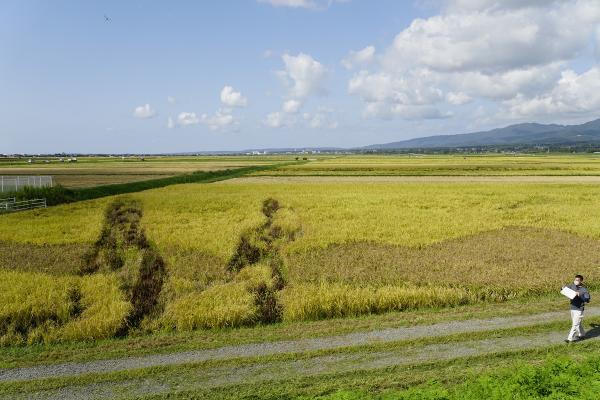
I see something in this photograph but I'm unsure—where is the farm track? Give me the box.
[2,306,599,399]
[8,330,598,400]
[225,175,600,183]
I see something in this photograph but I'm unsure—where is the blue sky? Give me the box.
[2,0,600,153]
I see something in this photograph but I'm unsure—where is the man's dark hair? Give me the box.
[575,274,584,280]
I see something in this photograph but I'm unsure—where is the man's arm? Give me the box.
[579,288,591,303]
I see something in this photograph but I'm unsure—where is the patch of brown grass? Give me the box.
[284,226,600,293]
[0,241,90,275]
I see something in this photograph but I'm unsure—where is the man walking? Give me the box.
[565,274,591,343]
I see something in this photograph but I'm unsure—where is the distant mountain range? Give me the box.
[363,118,600,149]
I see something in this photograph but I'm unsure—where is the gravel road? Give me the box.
[1,307,598,383]
[5,328,599,400]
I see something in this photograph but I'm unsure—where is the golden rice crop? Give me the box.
[279,283,472,322]
[0,270,76,345]
[160,263,276,330]
[8,180,600,263]
[253,154,600,176]
[5,173,600,333]
[57,274,131,342]
[0,270,130,345]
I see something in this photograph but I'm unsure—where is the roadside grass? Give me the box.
[308,355,600,400]
[180,340,600,400]
[2,319,599,398]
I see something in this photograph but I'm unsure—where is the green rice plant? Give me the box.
[279,283,472,322]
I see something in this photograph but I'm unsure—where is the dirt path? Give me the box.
[5,328,599,400]
[1,307,598,384]
[223,175,600,184]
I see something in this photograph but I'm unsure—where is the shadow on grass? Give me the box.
[583,323,600,340]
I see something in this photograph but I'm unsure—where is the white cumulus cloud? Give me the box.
[220,86,248,107]
[263,111,287,128]
[133,104,157,119]
[202,108,237,131]
[346,0,600,122]
[504,67,600,118]
[282,99,302,113]
[177,112,200,126]
[280,53,328,99]
[257,0,348,9]
[341,46,375,69]
[303,107,339,129]
[446,92,472,105]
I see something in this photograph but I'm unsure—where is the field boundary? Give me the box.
[1,162,297,208]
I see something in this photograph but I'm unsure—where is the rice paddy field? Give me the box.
[251,153,600,176]
[1,154,600,340]
[0,155,284,188]
[1,153,600,399]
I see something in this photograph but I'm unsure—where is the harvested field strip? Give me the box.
[0,307,598,383]
[226,175,600,183]
[4,163,288,207]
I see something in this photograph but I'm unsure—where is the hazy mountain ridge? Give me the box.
[364,119,600,149]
